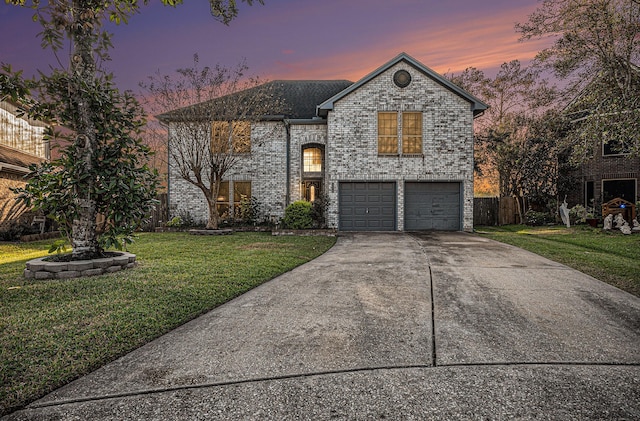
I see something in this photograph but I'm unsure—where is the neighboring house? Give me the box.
[563,74,640,213]
[163,53,488,232]
[571,140,640,213]
[0,99,49,231]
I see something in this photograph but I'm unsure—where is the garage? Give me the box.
[339,182,396,231]
[404,182,461,231]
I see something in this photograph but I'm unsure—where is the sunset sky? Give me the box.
[0,0,552,93]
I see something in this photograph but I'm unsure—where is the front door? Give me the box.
[303,180,322,202]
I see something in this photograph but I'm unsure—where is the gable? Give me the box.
[317,52,488,118]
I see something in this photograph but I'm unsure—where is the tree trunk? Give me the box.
[205,177,222,229]
[70,0,99,259]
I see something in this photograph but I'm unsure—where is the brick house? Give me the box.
[0,99,49,231]
[571,144,640,215]
[563,76,640,214]
[163,53,488,231]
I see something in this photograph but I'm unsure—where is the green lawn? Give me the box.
[475,225,640,297]
[0,232,336,416]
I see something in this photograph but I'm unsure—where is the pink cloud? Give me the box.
[264,4,550,82]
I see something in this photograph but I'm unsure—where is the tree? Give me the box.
[141,55,285,229]
[449,61,561,221]
[3,0,262,259]
[516,0,640,158]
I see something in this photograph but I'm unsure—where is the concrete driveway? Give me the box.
[4,232,639,420]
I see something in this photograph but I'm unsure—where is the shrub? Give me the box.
[283,201,313,229]
[0,223,40,241]
[310,195,329,228]
[524,209,552,226]
[235,195,261,225]
[166,216,183,228]
[569,204,587,224]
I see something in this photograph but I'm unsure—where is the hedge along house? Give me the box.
[161,53,488,231]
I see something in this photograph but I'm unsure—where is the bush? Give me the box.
[166,216,183,228]
[524,209,553,226]
[0,223,40,241]
[310,195,329,228]
[235,195,261,225]
[283,201,313,229]
[569,204,587,224]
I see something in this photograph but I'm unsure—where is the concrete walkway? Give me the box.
[4,232,639,420]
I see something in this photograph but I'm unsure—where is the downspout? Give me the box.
[284,118,291,208]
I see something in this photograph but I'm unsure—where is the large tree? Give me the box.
[449,60,561,220]
[4,0,262,259]
[516,0,640,159]
[141,55,284,229]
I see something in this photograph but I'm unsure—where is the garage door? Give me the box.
[404,182,461,231]
[339,182,396,231]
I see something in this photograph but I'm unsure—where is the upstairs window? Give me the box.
[377,111,423,155]
[402,112,423,154]
[211,121,251,154]
[603,139,631,156]
[378,112,398,154]
[303,147,323,173]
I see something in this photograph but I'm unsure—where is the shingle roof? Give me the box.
[157,80,353,122]
[0,144,45,174]
[267,80,353,119]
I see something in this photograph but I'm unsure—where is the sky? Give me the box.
[0,0,552,93]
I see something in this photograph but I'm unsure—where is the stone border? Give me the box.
[24,252,137,280]
[272,229,337,237]
[188,229,233,235]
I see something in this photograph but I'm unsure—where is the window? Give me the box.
[603,139,631,156]
[378,112,398,154]
[402,112,422,154]
[377,111,422,155]
[234,181,251,203]
[602,179,636,203]
[303,147,323,173]
[216,181,230,216]
[211,121,251,154]
[216,181,252,217]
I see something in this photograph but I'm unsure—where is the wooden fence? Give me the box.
[473,197,520,226]
[143,193,168,231]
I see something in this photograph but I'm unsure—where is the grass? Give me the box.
[0,232,336,416]
[475,224,640,297]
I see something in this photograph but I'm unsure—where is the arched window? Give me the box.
[303,147,323,173]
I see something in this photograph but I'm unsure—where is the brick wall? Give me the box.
[324,62,475,231]
[167,122,288,224]
[569,147,640,207]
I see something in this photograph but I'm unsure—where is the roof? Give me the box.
[317,52,489,118]
[0,144,45,174]
[157,80,353,122]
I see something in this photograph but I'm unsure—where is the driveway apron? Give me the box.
[4,232,640,420]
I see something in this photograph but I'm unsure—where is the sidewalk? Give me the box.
[4,232,639,420]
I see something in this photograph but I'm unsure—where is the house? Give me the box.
[162,53,488,232]
[571,140,640,215]
[563,73,640,214]
[0,99,49,232]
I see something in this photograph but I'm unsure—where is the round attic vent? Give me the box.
[393,70,411,88]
